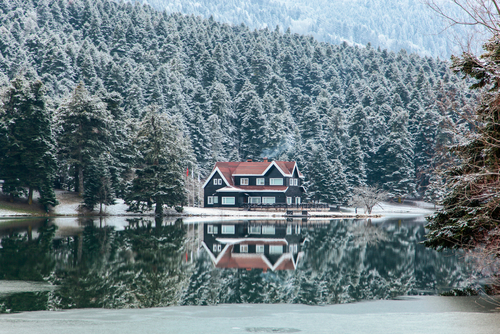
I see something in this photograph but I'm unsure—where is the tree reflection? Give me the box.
[0,217,472,312]
[51,217,188,309]
[0,219,56,281]
[182,219,472,305]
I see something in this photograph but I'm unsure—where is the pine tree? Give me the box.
[83,153,115,214]
[239,94,267,160]
[0,74,58,209]
[346,136,367,188]
[373,108,416,197]
[125,109,187,215]
[56,82,113,195]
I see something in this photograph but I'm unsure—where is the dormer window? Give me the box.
[270,178,283,185]
[213,178,222,185]
[290,178,298,186]
[256,178,265,185]
[240,178,249,185]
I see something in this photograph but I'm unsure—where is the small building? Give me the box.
[202,159,305,208]
[201,222,305,271]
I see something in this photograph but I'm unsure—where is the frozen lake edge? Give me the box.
[1,296,499,334]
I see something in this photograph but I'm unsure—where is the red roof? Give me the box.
[205,160,303,188]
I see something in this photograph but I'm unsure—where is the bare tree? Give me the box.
[426,0,500,53]
[425,0,500,295]
[348,186,388,215]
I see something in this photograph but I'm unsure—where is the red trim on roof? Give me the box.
[215,161,299,176]
[204,161,303,188]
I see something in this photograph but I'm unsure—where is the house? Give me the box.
[202,159,305,208]
[201,222,305,271]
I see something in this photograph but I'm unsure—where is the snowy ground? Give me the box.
[0,189,436,218]
[2,297,499,334]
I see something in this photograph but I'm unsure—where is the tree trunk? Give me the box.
[155,195,163,216]
[78,141,83,196]
[99,202,103,215]
[78,165,84,196]
[28,187,33,205]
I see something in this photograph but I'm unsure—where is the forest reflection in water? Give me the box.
[0,216,472,312]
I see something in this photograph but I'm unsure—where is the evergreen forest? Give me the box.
[0,0,476,208]
[137,0,471,58]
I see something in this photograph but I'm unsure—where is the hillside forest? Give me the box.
[0,0,476,211]
[138,0,473,59]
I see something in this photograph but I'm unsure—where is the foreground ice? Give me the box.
[1,296,499,334]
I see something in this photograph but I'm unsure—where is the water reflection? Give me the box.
[0,216,472,312]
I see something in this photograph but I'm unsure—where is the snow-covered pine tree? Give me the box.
[346,136,367,188]
[56,82,113,196]
[0,74,58,208]
[373,108,416,198]
[125,108,187,215]
[239,92,267,160]
[83,153,115,214]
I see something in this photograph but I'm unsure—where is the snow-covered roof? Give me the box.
[202,160,304,188]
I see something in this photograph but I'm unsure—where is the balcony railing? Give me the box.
[242,203,330,210]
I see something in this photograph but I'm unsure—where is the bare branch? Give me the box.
[348,186,388,214]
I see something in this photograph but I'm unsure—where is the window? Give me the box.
[295,197,301,205]
[287,197,292,205]
[249,226,261,234]
[222,225,235,234]
[262,225,275,234]
[240,178,249,185]
[249,197,261,204]
[213,244,222,252]
[207,225,218,234]
[218,179,222,185]
[262,197,275,204]
[290,178,298,186]
[270,178,283,185]
[240,244,248,253]
[218,244,222,252]
[207,196,218,204]
[295,225,300,234]
[222,197,235,205]
[213,179,218,185]
[213,244,217,252]
[256,178,265,185]
[256,245,264,253]
[289,244,298,254]
[269,245,283,254]
[286,225,292,235]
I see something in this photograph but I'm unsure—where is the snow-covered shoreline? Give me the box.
[0,198,436,218]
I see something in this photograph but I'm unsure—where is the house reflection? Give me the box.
[202,221,305,271]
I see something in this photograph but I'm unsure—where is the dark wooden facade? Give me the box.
[203,161,304,208]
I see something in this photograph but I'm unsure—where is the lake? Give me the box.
[0,215,498,333]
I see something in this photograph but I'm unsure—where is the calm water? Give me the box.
[1,215,498,333]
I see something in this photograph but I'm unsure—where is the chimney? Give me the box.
[263,157,268,162]
[247,159,252,162]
